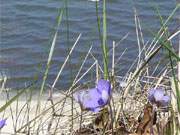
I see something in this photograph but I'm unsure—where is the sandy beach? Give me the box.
[0,89,129,135]
[0,90,83,135]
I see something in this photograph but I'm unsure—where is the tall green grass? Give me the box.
[102,0,109,80]
[154,5,180,134]
[95,0,109,80]
[39,7,64,99]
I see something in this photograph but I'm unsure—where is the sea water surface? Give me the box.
[0,0,178,89]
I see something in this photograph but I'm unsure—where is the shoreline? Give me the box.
[0,90,81,134]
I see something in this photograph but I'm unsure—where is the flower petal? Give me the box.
[90,107,101,113]
[154,89,165,102]
[97,79,111,95]
[74,88,103,112]
[159,95,170,107]
[101,90,109,102]
[74,79,111,112]
[147,88,156,103]
[0,119,6,129]
[98,98,105,106]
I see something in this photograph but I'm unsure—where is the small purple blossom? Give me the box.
[74,79,111,112]
[147,88,170,107]
[0,119,6,129]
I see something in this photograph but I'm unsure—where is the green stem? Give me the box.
[102,0,109,80]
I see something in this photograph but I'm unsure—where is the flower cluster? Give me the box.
[74,79,111,112]
[0,119,6,129]
[147,88,170,107]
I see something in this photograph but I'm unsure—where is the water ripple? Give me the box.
[0,0,177,89]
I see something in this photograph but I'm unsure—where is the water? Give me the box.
[0,0,178,89]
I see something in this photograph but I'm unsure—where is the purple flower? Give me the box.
[0,119,6,129]
[74,79,111,112]
[147,88,170,107]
